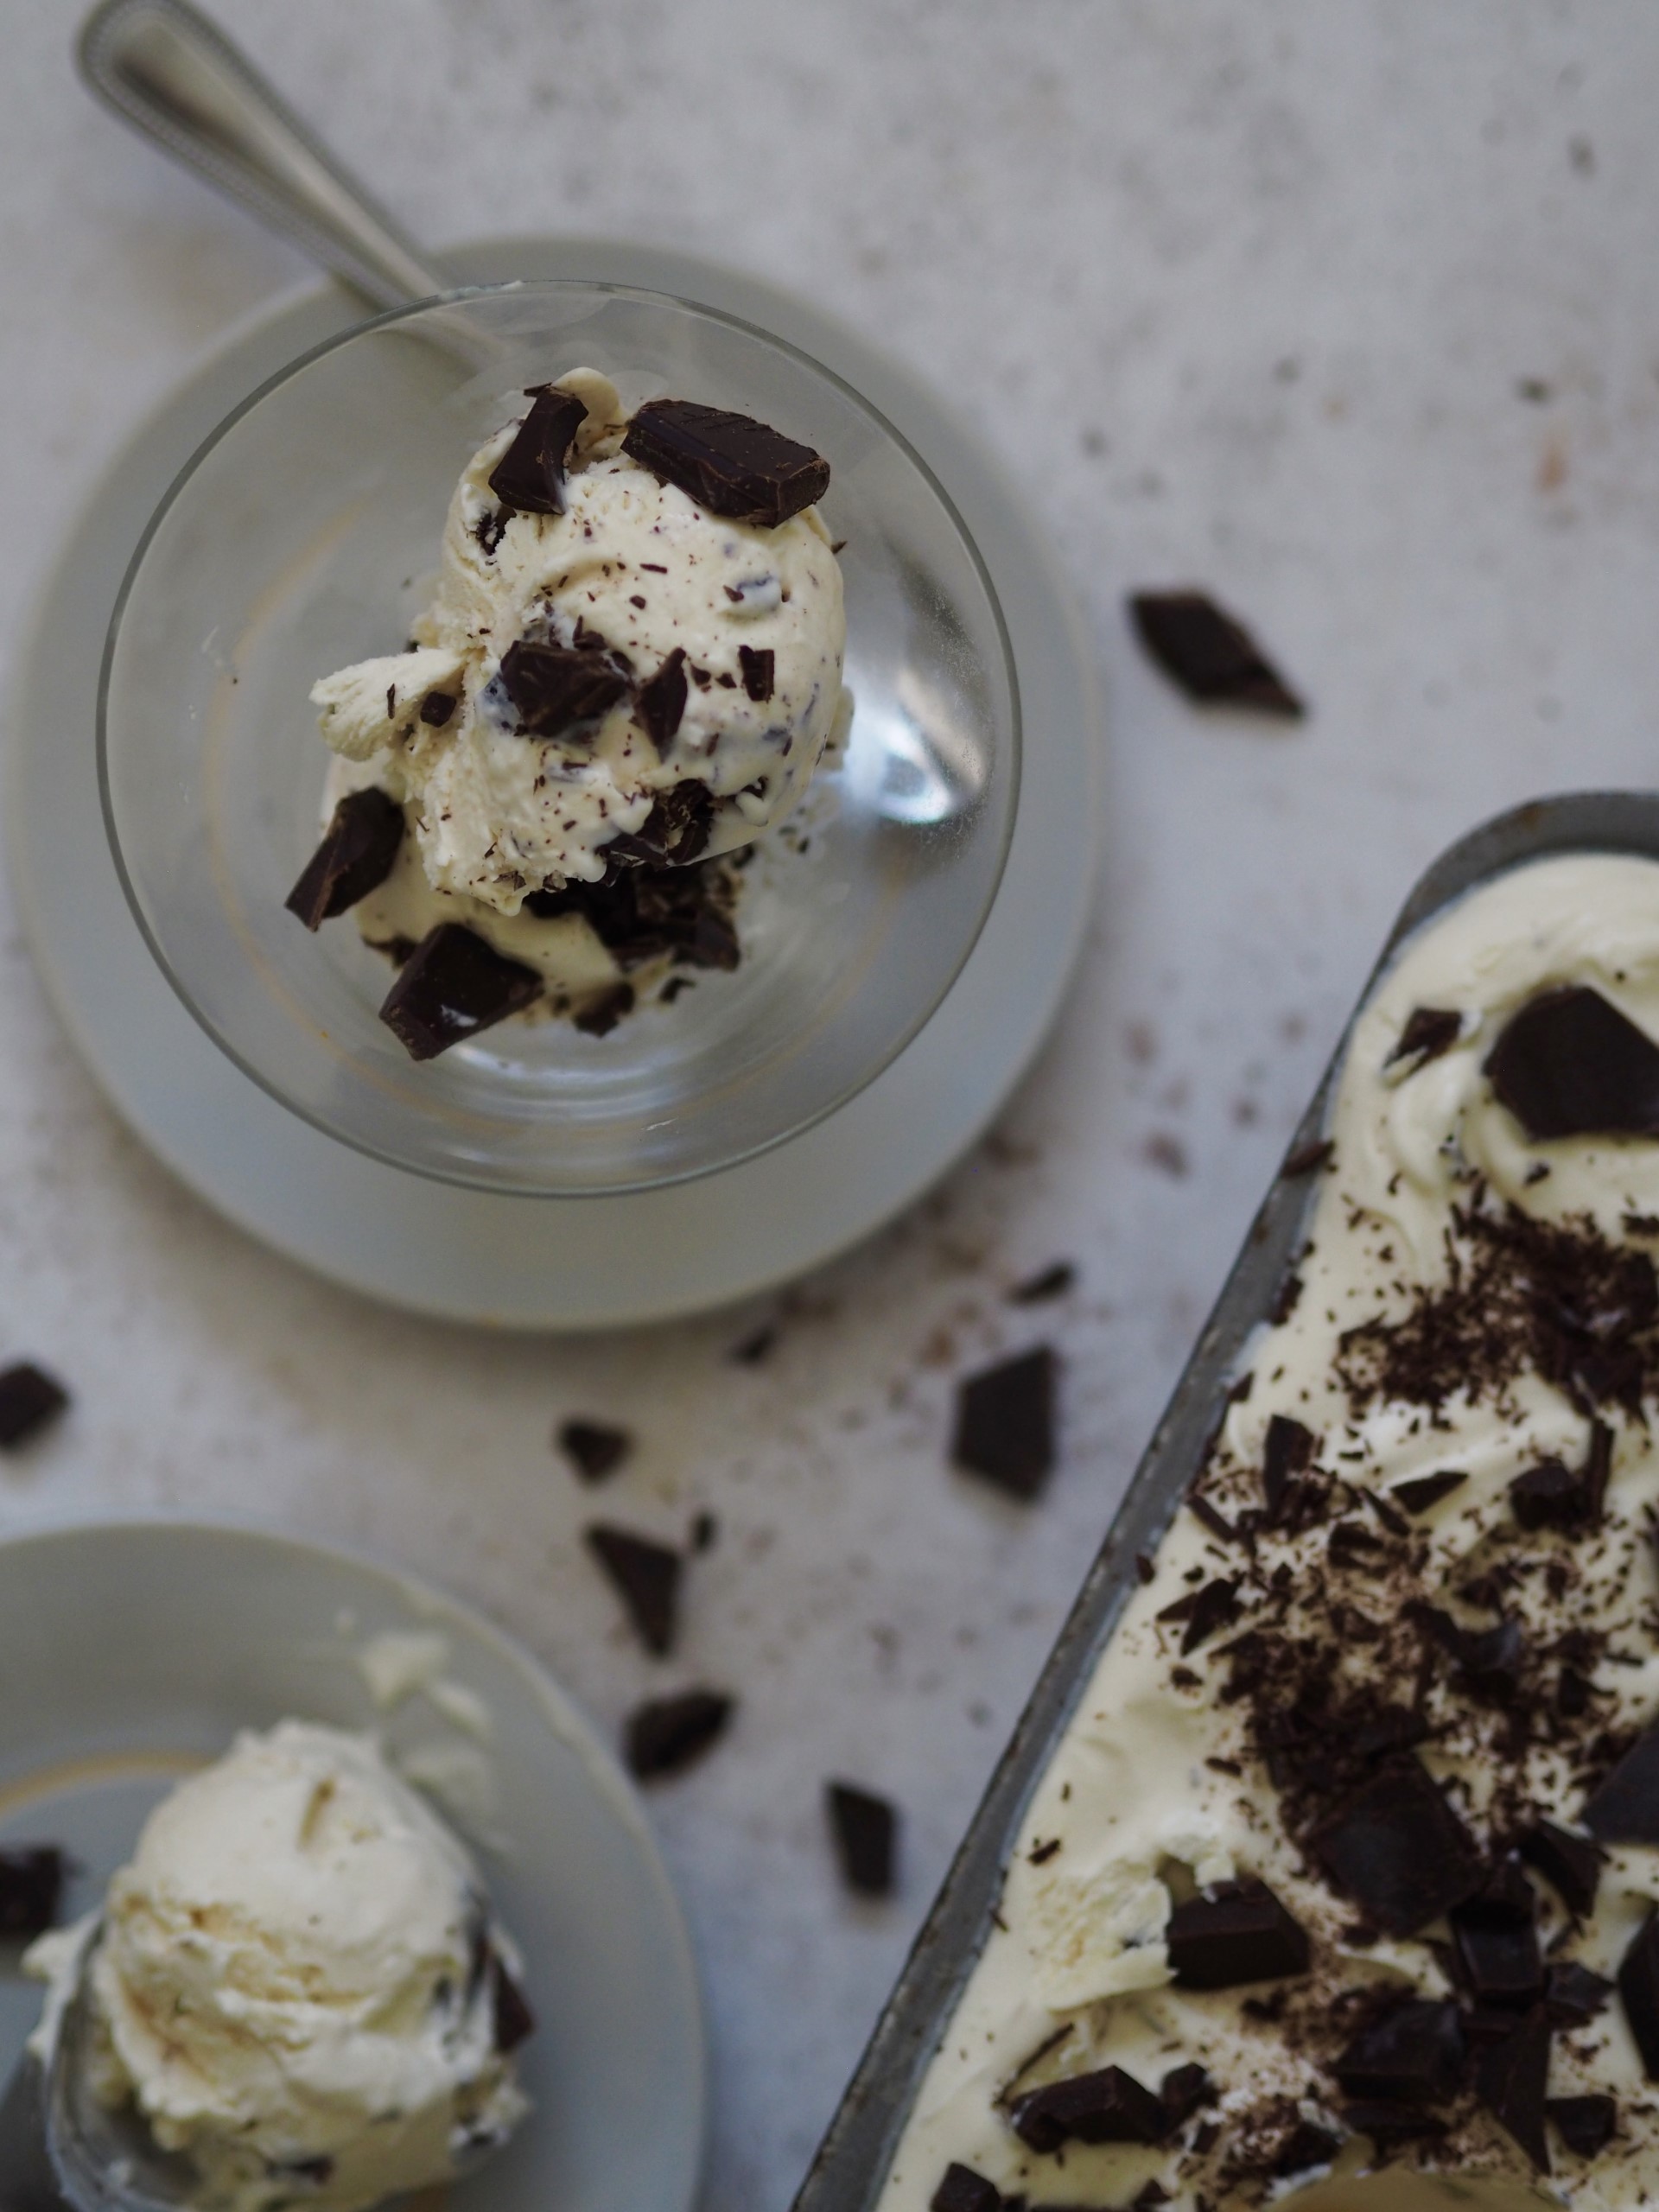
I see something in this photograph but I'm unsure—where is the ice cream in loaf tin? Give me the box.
[882,852,1659,2212]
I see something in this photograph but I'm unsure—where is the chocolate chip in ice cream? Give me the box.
[1509,1422,1612,1533]
[1619,1910,1659,2073]
[420,690,456,727]
[827,1782,898,1897]
[1157,1576,1242,1656]
[486,1948,537,2053]
[622,399,831,526]
[0,1845,65,1938]
[1449,1859,1544,2007]
[624,1689,734,1780]
[1009,1262,1077,1304]
[1389,1471,1467,1516]
[378,925,541,1060]
[1159,2063,1214,2130]
[950,1347,1058,1500]
[1334,1997,1465,2106]
[1261,1414,1316,1519]
[1128,590,1304,717]
[1008,2064,1171,2152]
[556,1418,632,1483]
[1387,1006,1464,1071]
[499,639,630,741]
[1486,985,1659,1141]
[1518,1820,1604,1916]
[585,1525,682,1656]
[573,983,635,1036]
[1586,1722,1659,1844]
[1166,1878,1310,1988]
[1549,2095,1618,2158]
[930,2166,1002,2212]
[285,788,404,931]
[739,645,775,702]
[1309,1757,1484,1936]
[1545,1960,1613,2024]
[0,1363,69,1452]
[488,385,588,515]
[1475,2007,1552,2172]
[637,647,689,754]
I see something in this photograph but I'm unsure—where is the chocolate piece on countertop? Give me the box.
[1545,1961,1614,2025]
[930,2166,1002,2212]
[1009,2064,1171,2153]
[624,1689,733,1780]
[1584,1721,1659,1843]
[738,645,775,702]
[1009,1262,1076,1304]
[419,689,456,726]
[378,925,540,1060]
[622,398,830,526]
[1334,1998,1465,2106]
[1486,985,1659,1141]
[556,1418,632,1483]
[585,1525,682,1656]
[950,1347,1058,1501]
[284,787,404,930]
[1159,2063,1214,2130]
[827,1782,898,1897]
[637,647,689,754]
[1475,2007,1552,2173]
[0,1847,65,1938]
[1262,1414,1315,1518]
[1166,1878,1309,1988]
[499,639,629,740]
[1618,1910,1659,2075]
[1388,1005,1465,1069]
[1156,1577,1241,1656]
[487,1947,537,2051]
[1548,2095,1618,2160]
[1127,590,1304,717]
[488,385,588,515]
[1518,1819,1604,1917]
[1389,1471,1466,1516]
[1309,1757,1484,1936]
[0,1364,69,1452]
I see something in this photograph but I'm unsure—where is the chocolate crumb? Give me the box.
[624,1689,733,1780]
[1009,1262,1076,1305]
[420,690,456,726]
[1128,589,1304,717]
[585,1524,681,1656]
[827,1782,897,1897]
[556,1419,632,1483]
[950,1348,1058,1500]
[0,1363,69,1452]
[690,1510,718,1553]
[729,1325,777,1365]
[1028,1837,1062,1866]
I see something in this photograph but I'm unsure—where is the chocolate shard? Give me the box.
[487,1946,537,2051]
[1010,1262,1076,1305]
[1389,1470,1466,1516]
[0,1846,66,1938]
[284,787,404,930]
[1518,1819,1603,1917]
[1159,2063,1214,2130]
[1274,2121,1341,2177]
[1619,1910,1659,2075]
[637,647,689,754]
[950,1347,1058,1501]
[1475,2007,1552,2173]
[531,859,738,976]
[738,645,775,702]
[1450,1859,1544,2009]
[0,1363,69,1452]
[1008,2064,1171,2153]
[605,779,717,868]
[1156,1577,1242,1656]
[1413,1606,1527,1702]
[378,925,540,1060]
[556,1418,632,1483]
[1339,2101,1447,2148]
[1388,1006,1464,1069]
[420,689,456,726]
[1128,590,1304,717]
[585,1524,682,1656]
[1309,1757,1484,1936]
[574,982,635,1036]
[1334,1999,1465,2106]
[1548,2094,1618,2159]
[1262,1414,1316,1518]
[1545,1961,1613,2025]
[1510,1423,1612,1534]
[488,385,588,515]
[1166,1878,1310,1989]
[931,2166,1003,2212]
[1584,1722,1659,1843]
[624,1689,734,1781]
[827,1782,898,1897]
[1486,984,1659,1141]
[622,398,830,527]
[499,639,630,740]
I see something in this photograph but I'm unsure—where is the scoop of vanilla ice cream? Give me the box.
[311,368,848,917]
[31,1721,529,2212]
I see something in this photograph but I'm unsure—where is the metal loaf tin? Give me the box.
[792,791,1659,2212]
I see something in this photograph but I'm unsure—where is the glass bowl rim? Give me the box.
[96,277,1022,1200]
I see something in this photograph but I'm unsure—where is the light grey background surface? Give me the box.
[2,5,1656,2206]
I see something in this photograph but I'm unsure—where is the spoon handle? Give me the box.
[77,0,446,311]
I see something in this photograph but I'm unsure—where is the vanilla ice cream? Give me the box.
[29,1720,530,2211]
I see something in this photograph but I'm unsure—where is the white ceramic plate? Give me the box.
[0,1518,704,2212]
[5,236,1102,1327]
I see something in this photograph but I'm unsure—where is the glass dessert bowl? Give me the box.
[99,283,1018,1196]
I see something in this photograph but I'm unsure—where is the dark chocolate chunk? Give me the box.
[573,982,635,1036]
[637,647,689,753]
[1166,1878,1310,1988]
[1387,1007,1464,1070]
[1281,1137,1334,1177]
[488,1948,537,2051]
[488,385,588,515]
[1128,589,1304,716]
[420,689,456,726]
[950,1347,1058,1500]
[1160,2064,1214,2130]
[1008,2064,1170,2153]
[1262,1414,1315,1518]
[531,856,739,976]
[1545,1961,1613,2024]
[1518,1819,1603,1917]
[739,645,775,702]
[1339,2101,1447,2147]
[556,1418,632,1483]
[1389,1471,1466,1516]
[605,780,717,868]
[1548,2094,1617,2159]
[0,1847,65,1938]
[270,2159,335,2186]
[1585,1721,1659,1843]
[1009,1262,1076,1304]
[1334,1999,1465,2105]
[585,1525,681,1656]
[284,787,404,930]
[1157,1577,1242,1656]
[827,1782,897,1897]
[1619,1909,1659,2075]
[622,398,830,526]
[1274,2121,1341,2177]
[1510,1423,1611,1533]
[499,639,629,740]
[931,2166,1002,2212]
[378,925,540,1060]
[0,1364,69,1452]
[624,1689,734,1780]
[1414,1607,1527,1701]
[1309,1758,1484,1936]
[1475,2007,1552,2172]
[1487,985,1659,1141]
[1450,1859,1543,2008]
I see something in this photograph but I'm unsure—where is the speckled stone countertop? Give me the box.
[3,3,1657,2203]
